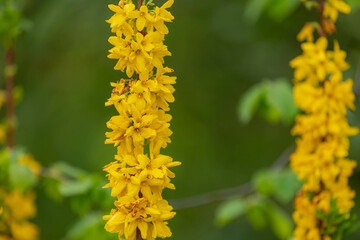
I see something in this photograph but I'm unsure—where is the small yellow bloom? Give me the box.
[297,23,314,42]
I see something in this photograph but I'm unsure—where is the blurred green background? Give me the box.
[6,0,360,239]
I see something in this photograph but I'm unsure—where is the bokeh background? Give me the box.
[7,0,360,239]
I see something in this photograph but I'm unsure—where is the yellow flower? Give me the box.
[297,23,314,42]
[152,0,175,34]
[0,190,39,240]
[10,221,39,240]
[104,197,175,240]
[128,5,151,31]
[107,3,136,32]
[324,0,351,22]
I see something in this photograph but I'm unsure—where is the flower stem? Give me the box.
[318,0,326,36]
[5,46,15,149]
[137,0,143,10]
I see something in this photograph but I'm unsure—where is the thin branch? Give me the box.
[5,46,15,149]
[170,145,294,210]
[137,0,143,10]
[318,0,327,37]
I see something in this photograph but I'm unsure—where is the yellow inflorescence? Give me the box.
[290,1,357,239]
[103,0,180,240]
[0,191,38,240]
[0,154,40,240]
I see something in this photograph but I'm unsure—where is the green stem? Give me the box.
[5,45,15,149]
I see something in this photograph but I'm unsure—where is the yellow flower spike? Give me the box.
[291,0,357,239]
[104,0,178,239]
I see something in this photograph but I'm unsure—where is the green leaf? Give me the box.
[9,161,36,191]
[238,79,298,125]
[253,170,276,196]
[253,168,301,204]
[58,177,93,197]
[0,6,21,47]
[238,83,267,123]
[246,201,268,229]
[272,169,302,203]
[267,203,293,240]
[266,0,301,22]
[0,149,10,182]
[244,0,269,23]
[266,79,298,124]
[215,198,247,226]
[42,177,63,202]
[64,211,113,240]
[55,162,87,179]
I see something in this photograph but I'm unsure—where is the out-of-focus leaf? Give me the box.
[9,161,36,191]
[246,201,268,229]
[0,6,21,47]
[253,170,275,196]
[13,85,24,104]
[42,177,63,202]
[58,177,93,197]
[266,79,298,124]
[238,83,267,123]
[238,79,298,125]
[266,0,301,22]
[0,149,10,181]
[244,0,268,23]
[253,168,301,204]
[245,0,301,23]
[55,162,87,178]
[267,203,293,240]
[272,169,302,203]
[69,194,93,216]
[64,211,113,240]
[215,198,247,226]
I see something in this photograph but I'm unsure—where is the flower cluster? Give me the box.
[0,154,40,240]
[290,1,357,240]
[103,1,180,240]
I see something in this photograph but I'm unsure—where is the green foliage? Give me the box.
[253,167,302,204]
[63,211,114,240]
[9,158,36,191]
[246,198,293,240]
[316,199,360,239]
[0,4,20,47]
[41,162,113,216]
[216,195,293,240]
[266,202,293,240]
[0,0,30,47]
[238,79,298,125]
[245,0,301,23]
[0,148,37,191]
[215,198,247,226]
[215,167,300,239]
[246,199,268,230]
[0,149,10,183]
